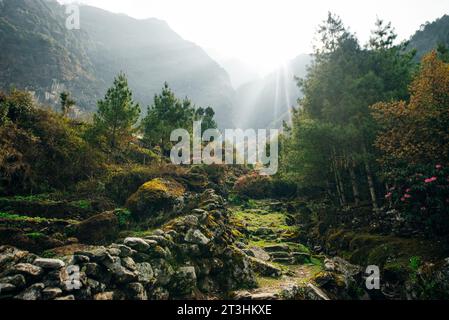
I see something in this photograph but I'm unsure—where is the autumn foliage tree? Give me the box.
[372,51,449,168]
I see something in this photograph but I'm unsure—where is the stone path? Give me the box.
[230,200,327,300]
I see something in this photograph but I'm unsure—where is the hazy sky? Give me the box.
[60,0,449,74]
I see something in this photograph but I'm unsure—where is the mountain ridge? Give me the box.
[0,0,236,127]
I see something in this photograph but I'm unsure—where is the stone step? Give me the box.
[269,251,291,259]
[291,252,311,264]
[263,244,290,253]
[271,257,295,265]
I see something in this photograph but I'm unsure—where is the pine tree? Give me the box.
[92,73,140,151]
[60,91,76,117]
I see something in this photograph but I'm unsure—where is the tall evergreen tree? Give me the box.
[92,73,140,151]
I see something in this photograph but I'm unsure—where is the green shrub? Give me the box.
[385,163,449,235]
[114,208,132,228]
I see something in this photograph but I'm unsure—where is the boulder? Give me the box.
[73,212,119,244]
[125,178,185,219]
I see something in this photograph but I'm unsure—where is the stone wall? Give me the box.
[0,190,257,300]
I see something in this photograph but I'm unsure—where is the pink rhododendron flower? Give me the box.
[404,194,412,199]
[436,164,442,169]
[406,188,411,193]
[425,177,437,183]
[385,192,392,199]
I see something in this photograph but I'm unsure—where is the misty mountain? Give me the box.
[233,54,312,129]
[204,49,261,89]
[407,14,449,60]
[0,0,236,127]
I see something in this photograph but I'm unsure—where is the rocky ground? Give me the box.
[228,200,367,300]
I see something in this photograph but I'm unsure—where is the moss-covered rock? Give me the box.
[73,212,119,245]
[125,178,185,221]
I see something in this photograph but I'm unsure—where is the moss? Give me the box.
[0,211,76,224]
[256,276,285,288]
[231,229,244,238]
[125,178,185,220]
[25,232,46,240]
[71,200,91,210]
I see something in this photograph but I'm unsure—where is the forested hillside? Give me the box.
[408,14,449,60]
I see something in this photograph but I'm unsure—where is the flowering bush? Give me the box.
[233,173,273,199]
[385,163,449,235]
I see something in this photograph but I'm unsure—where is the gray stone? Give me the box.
[42,287,62,300]
[248,247,271,261]
[102,256,137,284]
[292,252,311,264]
[87,278,106,293]
[72,255,90,264]
[117,245,136,258]
[185,229,210,245]
[249,257,282,278]
[136,264,154,285]
[121,257,137,271]
[107,248,122,257]
[127,282,147,300]
[263,244,290,253]
[14,283,45,300]
[171,266,197,296]
[34,258,65,269]
[0,283,16,294]
[0,274,26,288]
[184,215,199,226]
[94,291,114,300]
[54,295,75,300]
[13,263,43,277]
[306,283,331,300]
[124,237,150,251]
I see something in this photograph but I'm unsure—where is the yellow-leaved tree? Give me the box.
[372,51,449,167]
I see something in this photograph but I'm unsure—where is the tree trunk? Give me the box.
[349,159,361,205]
[331,151,346,206]
[362,144,378,210]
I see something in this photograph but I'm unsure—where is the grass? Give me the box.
[71,200,91,210]
[25,232,46,240]
[231,209,297,233]
[0,194,58,204]
[0,211,77,224]
[256,276,285,288]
